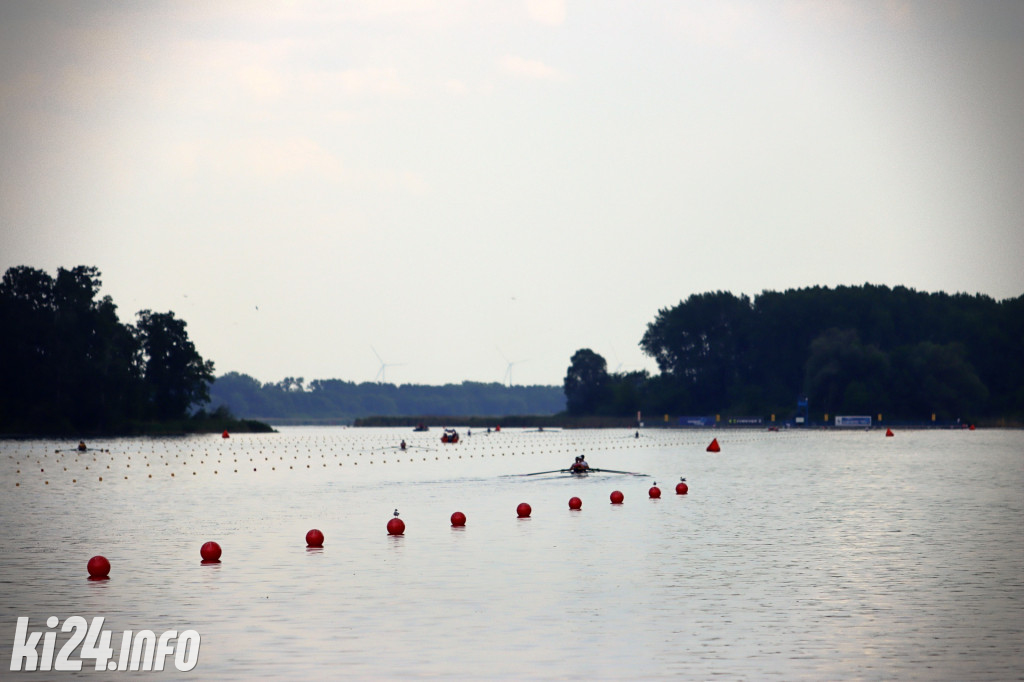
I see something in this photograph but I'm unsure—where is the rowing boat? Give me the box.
[506,467,649,477]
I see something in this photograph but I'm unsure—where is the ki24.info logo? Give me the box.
[10,616,200,672]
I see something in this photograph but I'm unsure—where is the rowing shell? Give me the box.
[505,467,649,477]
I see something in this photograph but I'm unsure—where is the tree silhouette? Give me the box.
[563,349,610,415]
[135,310,215,420]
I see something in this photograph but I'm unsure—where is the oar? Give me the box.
[588,468,648,476]
[504,469,570,477]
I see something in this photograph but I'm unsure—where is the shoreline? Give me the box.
[0,417,275,439]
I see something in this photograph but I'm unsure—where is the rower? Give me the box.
[400,440,407,451]
[570,456,590,472]
[77,441,87,452]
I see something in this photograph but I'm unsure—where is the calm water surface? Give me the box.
[1,427,1022,680]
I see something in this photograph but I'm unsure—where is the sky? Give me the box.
[2,1,1022,388]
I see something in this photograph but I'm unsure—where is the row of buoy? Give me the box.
[704,429,896,453]
[84,482,691,575]
[3,430,801,486]
[89,540,225,579]
[7,431,884,490]
[12,429,792,460]
[33,429,871,459]
[32,435,729,463]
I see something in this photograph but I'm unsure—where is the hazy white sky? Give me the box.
[2,1,1022,387]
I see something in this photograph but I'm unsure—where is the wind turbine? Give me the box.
[372,346,404,384]
[609,342,641,374]
[609,343,624,373]
[497,347,526,387]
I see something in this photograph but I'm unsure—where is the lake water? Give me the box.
[1,427,1022,680]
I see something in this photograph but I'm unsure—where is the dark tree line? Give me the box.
[564,285,1023,423]
[210,373,566,422]
[0,266,215,434]
[6,268,1018,432]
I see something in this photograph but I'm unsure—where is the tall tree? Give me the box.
[134,310,215,420]
[605,369,650,417]
[640,291,754,412]
[0,266,58,431]
[50,266,139,430]
[889,342,988,421]
[804,328,890,415]
[563,349,611,415]
[0,265,140,432]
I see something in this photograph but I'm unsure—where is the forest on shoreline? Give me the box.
[212,284,1021,427]
[564,285,1022,424]
[209,374,565,425]
[3,265,1020,433]
[0,265,271,436]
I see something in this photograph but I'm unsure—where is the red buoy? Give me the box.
[200,541,222,563]
[706,438,720,452]
[610,490,624,504]
[305,529,324,547]
[568,496,582,510]
[885,428,894,437]
[450,511,466,527]
[387,518,405,535]
[87,555,110,580]
[648,486,661,498]
[221,430,229,439]
[675,479,689,494]
[516,502,532,518]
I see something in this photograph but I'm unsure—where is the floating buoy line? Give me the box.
[3,427,810,488]
[0,427,923,582]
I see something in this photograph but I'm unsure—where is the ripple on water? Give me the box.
[0,427,1021,680]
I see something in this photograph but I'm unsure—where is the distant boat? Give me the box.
[413,423,429,432]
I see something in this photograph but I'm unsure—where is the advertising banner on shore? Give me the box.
[677,416,716,427]
[835,415,872,427]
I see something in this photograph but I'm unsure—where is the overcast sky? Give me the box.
[2,1,1022,387]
